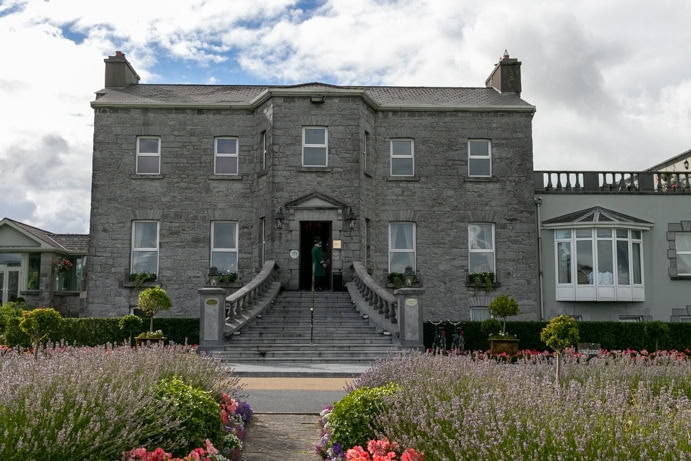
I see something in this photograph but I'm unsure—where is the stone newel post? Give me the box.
[198,287,227,352]
[394,287,425,350]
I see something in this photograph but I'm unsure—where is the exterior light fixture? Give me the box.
[275,207,285,229]
[347,207,357,230]
[685,159,689,170]
[208,266,219,287]
[404,266,415,287]
[310,95,325,104]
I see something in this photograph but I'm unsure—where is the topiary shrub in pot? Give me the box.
[137,286,172,333]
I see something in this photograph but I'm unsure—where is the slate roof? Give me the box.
[92,82,534,110]
[2,218,89,254]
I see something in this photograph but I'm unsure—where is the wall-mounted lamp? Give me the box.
[404,266,415,287]
[208,266,219,287]
[347,207,357,230]
[310,95,325,104]
[685,159,689,170]
[275,207,285,229]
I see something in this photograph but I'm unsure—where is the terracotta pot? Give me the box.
[489,338,519,355]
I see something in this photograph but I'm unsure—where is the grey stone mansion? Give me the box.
[85,50,538,320]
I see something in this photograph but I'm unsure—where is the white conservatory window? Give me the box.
[554,228,644,302]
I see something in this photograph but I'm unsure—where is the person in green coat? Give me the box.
[311,238,327,291]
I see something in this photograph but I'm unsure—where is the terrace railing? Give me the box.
[535,171,691,193]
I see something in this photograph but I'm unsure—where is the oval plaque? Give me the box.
[405,298,418,308]
[205,298,218,307]
[289,249,299,259]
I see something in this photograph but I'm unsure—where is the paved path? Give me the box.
[241,377,354,460]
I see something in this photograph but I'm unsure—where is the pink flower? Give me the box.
[346,445,371,461]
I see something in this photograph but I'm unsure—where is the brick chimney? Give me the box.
[104,51,140,88]
[485,50,522,96]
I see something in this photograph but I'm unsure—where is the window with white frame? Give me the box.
[470,307,490,321]
[136,137,161,174]
[260,131,267,171]
[303,127,328,166]
[364,130,370,173]
[389,222,416,273]
[554,228,644,301]
[211,222,238,274]
[468,223,495,274]
[391,139,414,176]
[675,233,691,275]
[215,137,239,175]
[131,221,159,274]
[468,139,491,177]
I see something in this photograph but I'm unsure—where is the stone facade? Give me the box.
[86,52,539,320]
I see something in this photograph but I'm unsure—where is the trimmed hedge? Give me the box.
[424,321,691,352]
[2,317,200,347]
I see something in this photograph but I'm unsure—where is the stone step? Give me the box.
[224,290,399,364]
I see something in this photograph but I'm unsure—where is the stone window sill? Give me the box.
[464,176,498,183]
[387,176,419,182]
[130,174,165,179]
[208,175,243,180]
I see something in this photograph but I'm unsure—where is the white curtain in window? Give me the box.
[391,223,413,250]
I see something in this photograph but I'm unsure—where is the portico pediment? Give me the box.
[284,192,348,210]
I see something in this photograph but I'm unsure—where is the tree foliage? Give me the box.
[137,286,172,331]
[488,295,520,335]
[540,315,580,353]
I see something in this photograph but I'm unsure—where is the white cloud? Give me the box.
[1,0,691,233]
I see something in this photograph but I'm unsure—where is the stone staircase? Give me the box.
[209,290,401,364]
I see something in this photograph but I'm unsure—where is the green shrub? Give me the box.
[18,308,63,357]
[154,376,223,456]
[480,318,501,337]
[329,383,401,450]
[0,302,28,346]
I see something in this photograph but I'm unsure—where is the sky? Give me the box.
[1,0,691,234]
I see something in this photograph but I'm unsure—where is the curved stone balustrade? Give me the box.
[348,262,399,336]
[225,260,279,324]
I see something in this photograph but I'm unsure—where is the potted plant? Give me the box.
[135,329,167,347]
[487,295,520,355]
[218,272,238,285]
[468,271,495,294]
[136,286,172,334]
[387,272,405,289]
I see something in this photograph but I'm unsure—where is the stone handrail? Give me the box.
[534,171,691,193]
[225,260,278,322]
[347,262,399,335]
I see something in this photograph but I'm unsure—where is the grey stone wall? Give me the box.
[88,97,539,320]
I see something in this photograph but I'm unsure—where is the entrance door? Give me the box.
[299,221,332,290]
[0,268,20,304]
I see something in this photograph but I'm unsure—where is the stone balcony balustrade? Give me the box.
[534,170,691,193]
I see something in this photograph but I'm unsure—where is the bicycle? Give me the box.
[449,320,465,354]
[430,320,447,355]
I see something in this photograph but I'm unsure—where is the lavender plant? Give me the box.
[0,344,244,461]
[349,351,690,460]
